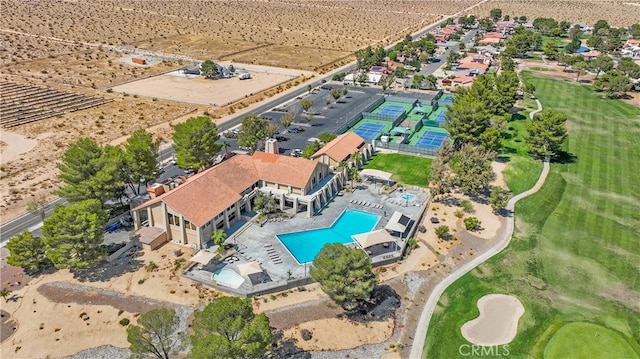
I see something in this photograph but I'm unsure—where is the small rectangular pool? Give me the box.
[277,209,380,264]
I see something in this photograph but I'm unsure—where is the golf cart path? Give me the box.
[409,98,548,358]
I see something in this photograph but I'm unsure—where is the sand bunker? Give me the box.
[461,294,525,346]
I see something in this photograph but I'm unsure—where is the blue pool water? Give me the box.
[277,209,380,264]
[401,193,416,201]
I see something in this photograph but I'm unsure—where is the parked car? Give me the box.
[275,135,288,141]
[290,149,302,157]
[320,84,333,90]
[287,127,300,134]
[292,126,304,132]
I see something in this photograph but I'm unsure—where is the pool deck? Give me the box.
[184,183,428,296]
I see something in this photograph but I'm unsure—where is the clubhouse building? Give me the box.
[131,134,372,250]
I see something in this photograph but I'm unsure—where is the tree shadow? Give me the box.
[496,155,511,163]
[345,284,401,323]
[552,150,577,164]
[269,329,310,359]
[511,113,527,121]
[70,255,144,282]
[493,208,514,218]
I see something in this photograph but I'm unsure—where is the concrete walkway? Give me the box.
[408,99,549,358]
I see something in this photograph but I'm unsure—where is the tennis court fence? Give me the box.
[335,96,384,135]
[374,140,439,157]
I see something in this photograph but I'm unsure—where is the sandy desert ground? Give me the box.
[469,0,640,26]
[111,63,312,107]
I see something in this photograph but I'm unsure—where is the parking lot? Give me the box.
[222,84,384,156]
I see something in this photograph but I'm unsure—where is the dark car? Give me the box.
[287,128,299,134]
[292,126,304,132]
[275,135,288,141]
[320,84,333,90]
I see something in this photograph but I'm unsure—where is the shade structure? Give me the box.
[352,229,396,248]
[385,211,411,233]
[190,250,216,265]
[236,261,262,276]
[360,169,393,180]
[391,126,409,134]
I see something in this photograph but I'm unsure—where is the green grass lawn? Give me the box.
[544,322,638,359]
[363,153,431,187]
[424,72,640,358]
[500,105,543,195]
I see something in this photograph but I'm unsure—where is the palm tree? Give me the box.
[211,229,227,247]
[221,141,230,157]
[350,151,363,169]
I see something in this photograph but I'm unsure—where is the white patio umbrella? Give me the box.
[236,261,262,276]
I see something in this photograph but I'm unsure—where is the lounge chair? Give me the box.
[273,259,283,264]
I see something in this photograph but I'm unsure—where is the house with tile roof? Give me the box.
[311,132,372,168]
[131,152,341,250]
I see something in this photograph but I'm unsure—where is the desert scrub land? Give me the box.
[0,0,478,71]
[470,0,640,26]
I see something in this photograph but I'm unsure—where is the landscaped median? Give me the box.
[423,72,640,358]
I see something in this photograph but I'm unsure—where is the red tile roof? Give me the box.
[134,152,321,227]
[311,132,365,163]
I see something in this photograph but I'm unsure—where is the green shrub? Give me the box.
[435,225,450,239]
[145,261,158,272]
[464,217,481,231]
[460,200,474,213]
[119,318,130,326]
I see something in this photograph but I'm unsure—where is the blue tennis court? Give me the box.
[441,96,454,104]
[415,131,448,149]
[435,111,447,125]
[353,123,385,141]
[377,104,405,117]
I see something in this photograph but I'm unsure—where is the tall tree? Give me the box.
[200,60,219,79]
[564,38,581,54]
[489,8,502,22]
[479,127,503,153]
[429,142,455,197]
[127,308,182,359]
[450,144,496,194]
[617,58,640,79]
[568,25,584,40]
[237,115,278,152]
[26,193,48,221]
[42,199,108,269]
[310,243,378,311]
[90,144,126,204]
[573,61,589,82]
[589,54,613,80]
[494,71,520,115]
[6,231,51,270]
[300,99,313,112]
[56,138,103,203]
[172,116,221,171]
[124,129,159,195]
[280,111,295,129]
[543,40,560,60]
[190,297,271,359]
[444,94,491,148]
[489,186,510,211]
[526,109,568,158]
[593,70,632,98]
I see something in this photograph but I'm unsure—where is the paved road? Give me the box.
[408,98,548,359]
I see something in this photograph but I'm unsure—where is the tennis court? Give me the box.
[415,131,448,149]
[377,104,405,117]
[435,111,447,126]
[353,123,385,141]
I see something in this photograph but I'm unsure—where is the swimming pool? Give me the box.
[212,268,245,289]
[277,209,380,264]
[401,193,416,201]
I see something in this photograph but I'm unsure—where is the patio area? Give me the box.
[183,182,428,297]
